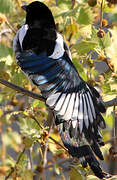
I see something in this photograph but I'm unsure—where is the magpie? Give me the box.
[13,1,110,178]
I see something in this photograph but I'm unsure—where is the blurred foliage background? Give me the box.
[0,0,117,179]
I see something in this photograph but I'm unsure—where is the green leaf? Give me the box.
[19,116,42,135]
[56,4,79,18]
[0,43,13,58]
[54,163,60,175]
[101,32,111,49]
[101,83,111,94]
[73,40,98,55]
[0,0,14,13]
[0,61,5,69]
[23,137,34,149]
[6,154,16,167]
[32,99,45,108]
[77,7,94,25]
[55,149,65,155]
[104,114,113,128]
[11,70,29,86]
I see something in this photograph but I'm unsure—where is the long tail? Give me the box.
[56,119,111,179]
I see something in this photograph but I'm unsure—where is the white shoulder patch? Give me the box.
[49,33,65,59]
[18,24,28,49]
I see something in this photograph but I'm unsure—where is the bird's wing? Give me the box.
[17,51,106,133]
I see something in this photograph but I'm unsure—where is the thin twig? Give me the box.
[5,16,17,34]
[100,0,104,29]
[49,136,68,152]
[30,115,44,129]
[103,57,114,72]
[5,148,25,180]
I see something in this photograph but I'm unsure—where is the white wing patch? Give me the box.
[46,93,60,107]
[59,93,71,116]
[87,92,96,119]
[62,93,75,120]
[54,93,66,111]
[82,94,89,129]
[72,93,79,121]
[46,87,96,133]
[78,94,84,133]
[85,93,94,123]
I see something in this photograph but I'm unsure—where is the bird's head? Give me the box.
[22,1,56,29]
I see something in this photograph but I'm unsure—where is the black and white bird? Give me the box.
[13,1,110,178]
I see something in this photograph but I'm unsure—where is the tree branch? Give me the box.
[104,98,117,108]
[0,78,45,102]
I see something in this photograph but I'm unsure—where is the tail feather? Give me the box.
[90,141,104,160]
[85,155,105,179]
[96,113,106,129]
[83,124,104,160]
[57,120,110,179]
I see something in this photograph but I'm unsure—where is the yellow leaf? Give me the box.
[0,70,10,80]
[86,175,100,180]
[69,168,83,180]
[66,24,78,34]
[48,133,61,153]
[0,109,3,118]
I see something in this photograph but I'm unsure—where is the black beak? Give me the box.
[21,5,27,11]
